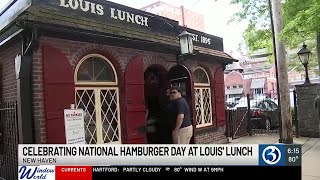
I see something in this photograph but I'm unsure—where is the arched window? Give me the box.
[74,54,120,144]
[194,67,212,128]
[75,54,117,85]
[194,68,209,85]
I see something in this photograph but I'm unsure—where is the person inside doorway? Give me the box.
[170,86,193,144]
[145,98,160,144]
[159,88,175,144]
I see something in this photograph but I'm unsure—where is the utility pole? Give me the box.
[271,0,293,144]
[317,32,320,76]
[268,0,282,143]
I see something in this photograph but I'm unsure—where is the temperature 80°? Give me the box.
[288,156,299,162]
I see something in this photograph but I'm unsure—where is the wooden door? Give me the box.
[214,67,226,127]
[124,56,146,144]
[43,45,75,144]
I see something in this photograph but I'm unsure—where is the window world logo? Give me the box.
[18,166,55,180]
[259,145,284,166]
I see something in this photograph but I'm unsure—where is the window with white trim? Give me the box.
[194,67,212,128]
[75,54,121,144]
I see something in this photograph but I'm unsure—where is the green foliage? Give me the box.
[287,40,318,73]
[230,0,273,55]
[243,23,272,53]
[229,0,320,74]
[230,0,270,25]
[281,0,320,75]
[280,0,320,47]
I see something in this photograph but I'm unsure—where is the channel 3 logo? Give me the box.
[262,146,281,165]
[259,145,284,166]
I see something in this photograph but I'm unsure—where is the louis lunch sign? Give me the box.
[64,107,86,144]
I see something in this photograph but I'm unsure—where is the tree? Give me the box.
[230,0,273,55]
[287,40,318,74]
[229,0,319,73]
[243,23,272,54]
[281,0,320,75]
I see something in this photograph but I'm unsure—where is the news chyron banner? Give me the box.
[18,144,301,180]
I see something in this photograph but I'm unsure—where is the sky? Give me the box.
[0,0,247,55]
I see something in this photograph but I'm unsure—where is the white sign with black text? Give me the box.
[64,109,86,144]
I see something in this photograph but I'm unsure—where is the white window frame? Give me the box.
[195,87,213,128]
[74,54,118,86]
[194,67,212,128]
[75,87,121,144]
[74,54,121,144]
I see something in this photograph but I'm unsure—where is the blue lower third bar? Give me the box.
[259,144,302,166]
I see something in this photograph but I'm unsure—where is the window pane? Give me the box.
[77,60,92,81]
[76,90,97,144]
[195,89,202,125]
[100,89,119,143]
[202,89,212,124]
[194,68,209,84]
[77,57,116,83]
[195,88,212,128]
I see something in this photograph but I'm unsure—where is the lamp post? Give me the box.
[297,44,312,84]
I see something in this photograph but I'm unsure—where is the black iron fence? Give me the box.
[0,101,18,180]
[225,94,281,139]
[225,92,300,139]
[226,107,248,139]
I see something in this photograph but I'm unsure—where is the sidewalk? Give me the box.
[229,134,320,180]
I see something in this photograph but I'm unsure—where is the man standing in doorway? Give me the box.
[170,86,193,144]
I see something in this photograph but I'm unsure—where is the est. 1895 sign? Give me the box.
[181,28,224,51]
[64,109,86,144]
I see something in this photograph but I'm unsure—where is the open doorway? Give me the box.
[168,65,193,107]
[168,65,194,144]
[144,65,168,144]
[144,64,194,144]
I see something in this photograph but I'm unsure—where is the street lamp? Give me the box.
[179,30,194,55]
[297,44,311,84]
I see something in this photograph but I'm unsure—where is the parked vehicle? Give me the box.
[225,97,241,110]
[250,99,279,130]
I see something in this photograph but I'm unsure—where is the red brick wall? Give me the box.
[267,78,277,97]
[225,71,244,88]
[33,44,46,143]
[195,126,228,144]
[244,79,251,95]
[0,40,19,101]
[32,36,226,144]
[0,38,20,179]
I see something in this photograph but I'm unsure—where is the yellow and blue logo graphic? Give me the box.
[18,166,55,180]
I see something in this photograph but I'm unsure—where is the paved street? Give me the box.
[229,134,320,180]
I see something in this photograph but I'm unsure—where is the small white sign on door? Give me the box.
[64,109,86,144]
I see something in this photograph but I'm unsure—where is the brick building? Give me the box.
[224,50,277,99]
[0,1,235,178]
[141,1,205,32]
